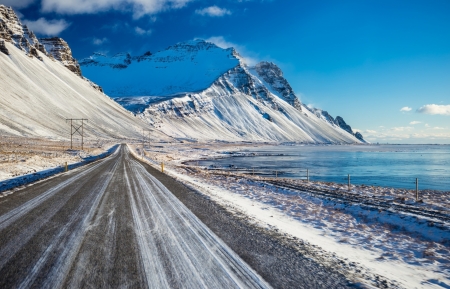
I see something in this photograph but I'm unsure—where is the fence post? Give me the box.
[161,162,164,173]
[348,174,351,191]
[416,178,419,201]
[65,162,68,172]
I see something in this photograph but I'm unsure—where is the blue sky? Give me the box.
[3,0,450,143]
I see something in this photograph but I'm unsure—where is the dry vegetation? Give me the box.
[0,136,116,180]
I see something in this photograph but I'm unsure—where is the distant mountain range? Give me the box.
[1,4,365,143]
[81,40,365,143]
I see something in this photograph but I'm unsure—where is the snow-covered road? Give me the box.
[0,145,269,288]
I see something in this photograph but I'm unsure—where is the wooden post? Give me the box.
[81,120,84,151]
[416,178,419,201]
[348,174,351,191]
[70,119,73,150]
[65,162,68,172]
[161,162,164,173]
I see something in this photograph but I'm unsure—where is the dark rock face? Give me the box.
[334,116,354,135]
[214,64,287,113]
[0,39,9,55]
[40,37,82,76]
[254,61,302,111]
[0,5,44,59]
[355,132,365,142]
[0,5,106,93]
[0,5,82,76]
[335,116,366,142]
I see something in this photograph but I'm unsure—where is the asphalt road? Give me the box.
[0,145,270,289]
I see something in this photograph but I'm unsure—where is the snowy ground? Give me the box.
[130,142,450,289]
[2,139,449,288]
[0,136,117,181]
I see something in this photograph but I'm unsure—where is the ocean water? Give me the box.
[197,145,450,191]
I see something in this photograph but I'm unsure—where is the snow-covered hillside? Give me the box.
[141,64,363,143]
[81,40,365,143]
[0,5,151,140]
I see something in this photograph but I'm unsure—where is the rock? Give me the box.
[0,6,43,58]
[40,37,82,76]
[254,61,302,111]
[83,77,104,93]
[0,39,9,55]
[334,116,354,135]
[355,132,365,142]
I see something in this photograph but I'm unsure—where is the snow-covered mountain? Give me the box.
[0,5,149,140]
[81,39,366,143]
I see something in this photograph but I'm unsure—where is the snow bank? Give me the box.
[0,144,119,193]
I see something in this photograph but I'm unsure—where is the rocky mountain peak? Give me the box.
[40,37,82,76]
[0,5,45,58]
[0,5,83,76]
[254,61,302,111]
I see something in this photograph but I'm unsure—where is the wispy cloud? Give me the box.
[417,104,450,115]
[400,106,412,112]
[390,126,414,132]
[93,37,108,45]
[409,121,421,125]
[23,18,70,36]
[203,36,258,65]
[40,0,193,19]
[135,27,152,35]
[195,6,231,17]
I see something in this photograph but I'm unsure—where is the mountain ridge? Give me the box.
[80,40,366,143]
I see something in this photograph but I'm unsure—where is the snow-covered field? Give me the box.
[0,136,117,181]
[129,142,450,289]
[2,139,449,288]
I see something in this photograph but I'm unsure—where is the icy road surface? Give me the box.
[0,145,269,288]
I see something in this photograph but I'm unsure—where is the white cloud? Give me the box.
[203,36,259,65]
[400,106,412,112]
[409,121,421,125]
[432,127,445,130]
[0,0,35,9]
[40,0,193,18]
[364,129,377,134]
[390,126,414,132]
[195,6,231,17]
[416,104,450,115]
[22,18,70,36]
[93,37,108,45]
[135,27,152,35]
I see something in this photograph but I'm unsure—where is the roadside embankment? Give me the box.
[0,144,119,194]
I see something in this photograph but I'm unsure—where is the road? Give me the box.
[0,145,269,288]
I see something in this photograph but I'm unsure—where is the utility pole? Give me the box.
[66,119,88,150]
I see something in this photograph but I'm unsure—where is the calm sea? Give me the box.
[197,145,450,191]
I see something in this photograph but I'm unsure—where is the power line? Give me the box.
[66,118,88,150]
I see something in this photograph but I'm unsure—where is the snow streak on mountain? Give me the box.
[0,5,147,139]
[81,39,365,143]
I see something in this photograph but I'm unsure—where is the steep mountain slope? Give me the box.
[140,64,361,143]
[81,40,365,143]
[0,5,149,139]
